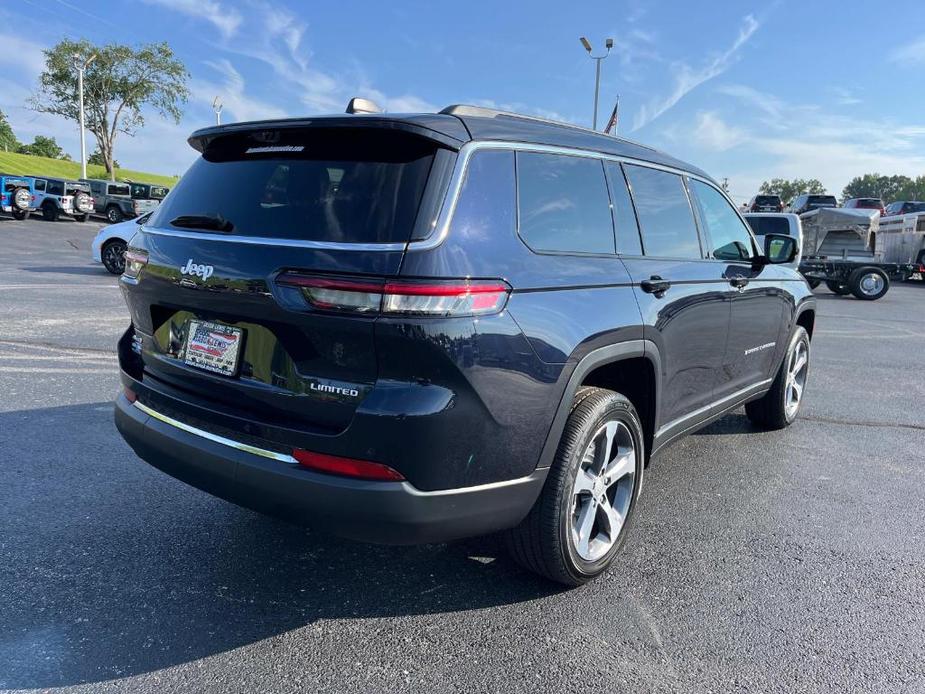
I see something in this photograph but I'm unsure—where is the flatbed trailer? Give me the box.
[797,208,921,300]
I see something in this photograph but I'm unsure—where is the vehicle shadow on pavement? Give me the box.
[0,402,561,690]
[21,265,110,276]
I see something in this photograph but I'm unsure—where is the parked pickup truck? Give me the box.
[0,174,37,220]
[128,181,169,217]
[29,176,94,222]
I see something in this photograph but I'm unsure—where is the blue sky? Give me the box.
[3,0,925,202]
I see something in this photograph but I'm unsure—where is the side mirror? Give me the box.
[762,233,797,264]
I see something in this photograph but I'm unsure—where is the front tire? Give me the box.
[825,280,850,295]
[504,387,644,586]
[805,278,820,289]
[101,239,127,274]
[745,326,810,430]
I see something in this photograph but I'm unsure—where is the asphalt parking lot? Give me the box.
[2,216,924,693]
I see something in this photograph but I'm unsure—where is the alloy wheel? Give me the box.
[570,420,636,562]
[785,339,809,418]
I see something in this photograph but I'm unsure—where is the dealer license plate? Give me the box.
[183,320,244,377]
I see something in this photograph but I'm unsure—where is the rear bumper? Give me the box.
[114,393,546,544]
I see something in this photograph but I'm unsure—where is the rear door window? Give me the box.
[604,162,643,255]
[624,164,702,258]
[149,128,438,244]
[690,180,755,261]
[516,152,615,254]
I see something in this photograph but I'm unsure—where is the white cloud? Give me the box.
[0,31,46,75]
[193,59,289,123]
[664,90,925,199]
[690,111,748,151]
[889,36,925,66]
[632,14,759,131]
[141,0,241,40]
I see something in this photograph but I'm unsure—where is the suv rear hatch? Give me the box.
[123,123,459,435]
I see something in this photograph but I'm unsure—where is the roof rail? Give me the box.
[439,104,611,138]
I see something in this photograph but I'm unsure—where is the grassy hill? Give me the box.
[0,151,178,188]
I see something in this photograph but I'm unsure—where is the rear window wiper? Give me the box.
[169,214,234,233]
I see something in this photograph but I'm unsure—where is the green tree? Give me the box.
[30,39,189,178]
[841,174,925,203]
[0,109,19,152]
[17,135,70,159]
[758,178,827,204]
[88,147,119,169]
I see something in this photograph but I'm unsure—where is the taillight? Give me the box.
[123,249,148,278]
[292,449,405,481]
[277,274,512,317]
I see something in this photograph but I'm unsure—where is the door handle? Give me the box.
[640,276,671,295]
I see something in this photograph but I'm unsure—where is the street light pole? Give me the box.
[212,96,223,126]
[73,52,96,180]
[579,37,613,130]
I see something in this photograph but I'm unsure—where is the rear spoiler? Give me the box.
[188,116,468,154]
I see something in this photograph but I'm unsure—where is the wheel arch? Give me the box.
[536,340,661,471]
[795,305,815,339]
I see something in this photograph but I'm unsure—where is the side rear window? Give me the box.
[516,152,614,254]
[34,179,47,192]
[604,162,643,255]
[624,165,701,259]
[690,180,755,261]
[47,180,65,196]
[149,128,437,244]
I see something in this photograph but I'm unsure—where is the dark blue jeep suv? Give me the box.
[114,104,815,585]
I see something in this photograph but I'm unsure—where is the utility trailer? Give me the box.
[875,212,925,271]
[798,208,919,300]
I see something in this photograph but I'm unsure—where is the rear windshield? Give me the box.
[754,195,780,205]
[66,183,89,195]
[807,195,837,208]
[3,179,30,191]
[854,198,882,207]
[745,216,791,237]
[148,128,438,243]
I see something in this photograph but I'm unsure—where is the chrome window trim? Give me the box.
[138,140,731,255]
[408,140,731,253]
[140,226,408,252]
[133,400,299,464]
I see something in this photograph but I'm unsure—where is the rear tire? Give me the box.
[101,239,127,274]
[12,209,30,221]
[42,202,58,222]
[825,280,850,295]
[106,205,124,223]
[745,326,810,430]
[848,266,889,301]
[504,387,644,586]
[75,213,89,223]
